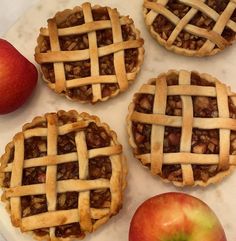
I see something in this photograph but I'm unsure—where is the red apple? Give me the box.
[0,39,38,114]
[129,192,227,241]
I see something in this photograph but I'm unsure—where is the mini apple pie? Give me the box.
[35,2,144,103]
[143,0,236,56]
[127,70,236,186]
[0,110,126,240]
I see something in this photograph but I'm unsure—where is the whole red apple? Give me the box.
[129,192,227,241]
[0,39,38,114]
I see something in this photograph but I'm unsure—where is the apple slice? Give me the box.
[129,192,227,241]
[0,39,38,114]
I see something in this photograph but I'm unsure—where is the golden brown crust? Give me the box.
[127,69,236,187]
[0,110,127,241]
[35,2,144,103]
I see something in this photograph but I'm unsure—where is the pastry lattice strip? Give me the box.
[3,114,122,236]
[144,0,236,54]
[36,2,143,101]
[131,70,236,185]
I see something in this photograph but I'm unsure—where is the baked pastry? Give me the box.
[0,110,126,240]
[127,70,236,186]
[143,0,236,57]
[35,2,144,103]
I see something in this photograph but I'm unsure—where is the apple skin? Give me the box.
[129,192,227,241]
[0,39,38,114]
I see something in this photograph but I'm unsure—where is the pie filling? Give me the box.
[40,7,139,101]
[2,119,112,238]
[132,72,236,182]
[147,0,236,50]
[55,223,83,238]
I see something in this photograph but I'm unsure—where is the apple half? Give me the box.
[129,192,227,241]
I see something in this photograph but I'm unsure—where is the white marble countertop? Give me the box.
[0,1,236,241]
[0,0,39,36]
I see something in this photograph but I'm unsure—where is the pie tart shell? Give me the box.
[127,70,236,187]
[35,3,144,103]
[0,110,127,241]
[143,1,236,57]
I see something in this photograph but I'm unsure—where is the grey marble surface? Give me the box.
[0,0,236,241]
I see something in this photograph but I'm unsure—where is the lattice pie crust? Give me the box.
[0,110,126,240]
[144,0,236,56]
[128,70,236,186]
[35,2,144,103]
